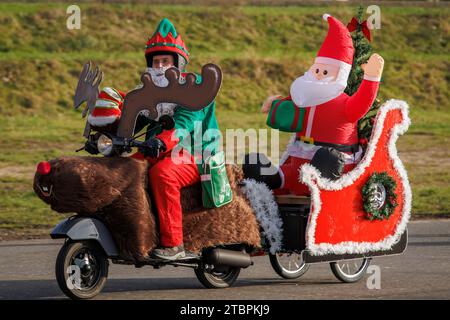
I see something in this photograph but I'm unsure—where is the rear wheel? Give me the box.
[55,240,109,299]
[330,258,371,283]
[194,266,241,289]
[269,252,309,279]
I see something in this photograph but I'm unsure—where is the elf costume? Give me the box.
[267,14,380,196]
[88,18,220,251]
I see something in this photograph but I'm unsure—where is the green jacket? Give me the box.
[134,101,220,163]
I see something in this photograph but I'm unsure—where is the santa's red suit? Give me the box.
[269,14,380,196]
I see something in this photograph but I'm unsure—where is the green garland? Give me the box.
[345,6,381,145]
[362,172,398,220]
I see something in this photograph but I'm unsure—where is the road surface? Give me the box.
[0,219,449,300]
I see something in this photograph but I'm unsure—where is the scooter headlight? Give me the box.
[97,134,113,156]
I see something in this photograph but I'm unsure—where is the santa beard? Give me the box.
[289,70,346,108]
[136,66,178,120]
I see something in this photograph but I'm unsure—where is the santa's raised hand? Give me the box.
[362,53,384,80]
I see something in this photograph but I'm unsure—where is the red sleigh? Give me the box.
[295,99,412,259]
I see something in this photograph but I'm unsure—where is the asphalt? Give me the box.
[0,219,449,300]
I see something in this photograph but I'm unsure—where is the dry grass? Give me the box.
[0,3,448,238]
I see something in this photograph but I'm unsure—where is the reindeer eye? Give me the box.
[323,70,328,75]
[315,69,319,74]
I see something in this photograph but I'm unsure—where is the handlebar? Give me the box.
[125,115,174,148]
[128,139,146,148]
[79,115,175,156]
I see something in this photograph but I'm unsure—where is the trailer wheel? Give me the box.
[269,252,309,279]
[330,258,371,283]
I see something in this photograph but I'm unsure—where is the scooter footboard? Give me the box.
[51,216,119,257]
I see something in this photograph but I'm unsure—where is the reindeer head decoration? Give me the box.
[117,63,222,138]
[73,62,222,139]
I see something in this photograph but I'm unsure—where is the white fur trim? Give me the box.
[102,87,123,102]
[364,74,381,82]
[323,13,331,21]
[241,179,283,254]
[300,99,412,256]
[305,106,316,137]
[286,141,363,165]
[95,99,120,109]
[279,133,296,165]
[88,114,119,127]
[315,57,351,69]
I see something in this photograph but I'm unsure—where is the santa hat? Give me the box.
[315,14,354,86]
[145,18,189,66]
[88,87,125,127]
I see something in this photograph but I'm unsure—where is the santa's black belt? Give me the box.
[295,137,359,153]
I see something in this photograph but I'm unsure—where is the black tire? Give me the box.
[55,240,109,300]
[269,252,309,279]
[330,258,371,283]
[194,266,241,289]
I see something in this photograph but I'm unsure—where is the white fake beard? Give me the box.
[139,67,178,120]
[289,70,346,108]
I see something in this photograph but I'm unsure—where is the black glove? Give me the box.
[138,138,166,158]
[310,147,345,180]
[84,140,99,155]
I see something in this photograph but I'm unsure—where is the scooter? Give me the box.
[37,63,409,300]
[47,116,405,300]
[49,115,258,299]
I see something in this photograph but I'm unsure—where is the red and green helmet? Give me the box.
[145,18,189,67]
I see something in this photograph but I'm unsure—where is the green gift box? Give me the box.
[267,98,304,132]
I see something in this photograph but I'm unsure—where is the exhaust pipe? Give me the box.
[205,248,253,268]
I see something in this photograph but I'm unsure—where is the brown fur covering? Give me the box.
[34,157,261,263]
[181,164,261,253]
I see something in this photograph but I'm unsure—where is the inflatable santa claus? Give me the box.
[259,13,384,196]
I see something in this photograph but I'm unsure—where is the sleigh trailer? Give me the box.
[265,100,411,283]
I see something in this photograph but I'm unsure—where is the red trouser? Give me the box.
[132,151,200,247]
[275,156,356,196]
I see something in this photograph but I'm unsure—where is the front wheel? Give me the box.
[194,266,241,289]
[330,258,371,283]
[55,240,109,299]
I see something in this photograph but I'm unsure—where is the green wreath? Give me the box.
[362,172,398,220]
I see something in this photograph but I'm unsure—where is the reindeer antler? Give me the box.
[117,63,222,138]
[73,61,104,137]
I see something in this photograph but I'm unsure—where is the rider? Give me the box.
[87,18,220,260]
[130,18,221,260]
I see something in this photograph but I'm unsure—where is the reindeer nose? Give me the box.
[36,161,51,175]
